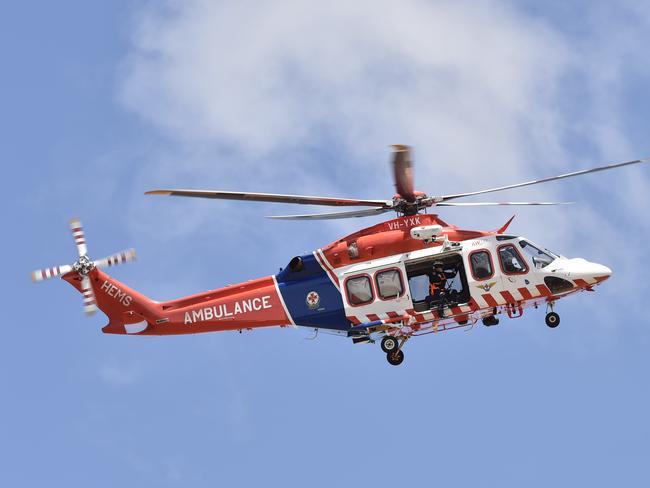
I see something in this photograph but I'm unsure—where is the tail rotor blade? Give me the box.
[94,249,137,269]
[391,145,415,202]
[81,275,97,315]
[69,218,88,257]
[31,264,73,282]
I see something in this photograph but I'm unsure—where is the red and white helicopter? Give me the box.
[32,146,648,365]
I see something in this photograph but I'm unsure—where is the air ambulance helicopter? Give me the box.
[32,146,649,365]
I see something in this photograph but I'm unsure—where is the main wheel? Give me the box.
[381,336,399,353]
[386,349,405,366]
[545,312,560,328]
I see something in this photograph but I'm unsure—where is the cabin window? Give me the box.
[519,240,555,269]
[498,245,528,274]
[375,269,404,300]
[469,250,494,280]
[345,275,374,306]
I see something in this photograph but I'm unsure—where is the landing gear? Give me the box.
[386,349,404,366]
[380,336,399,353]
[545,312,560,328]
[383,336,407,365]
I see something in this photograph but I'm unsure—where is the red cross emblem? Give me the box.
[306,291,320,309]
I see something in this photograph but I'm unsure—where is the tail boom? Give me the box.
[63,269,293,335]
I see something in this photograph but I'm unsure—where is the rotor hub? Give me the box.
[73,255,95,275]
[392,191,431,216]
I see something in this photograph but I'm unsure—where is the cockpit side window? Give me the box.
[498,245,528,274]
[519,241,555,269]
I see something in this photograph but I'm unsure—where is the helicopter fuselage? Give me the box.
[67,214,610,343]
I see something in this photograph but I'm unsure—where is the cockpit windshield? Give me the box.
[519,240,556,269]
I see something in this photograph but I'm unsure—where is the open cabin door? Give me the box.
[404,251,470,314]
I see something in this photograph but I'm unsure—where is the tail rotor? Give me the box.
[31,218,136,315]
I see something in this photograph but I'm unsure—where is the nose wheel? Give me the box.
[545,312,560,328]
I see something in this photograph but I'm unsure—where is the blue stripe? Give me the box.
[275,253,350,331]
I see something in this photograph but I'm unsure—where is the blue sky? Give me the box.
[3,1,650,486]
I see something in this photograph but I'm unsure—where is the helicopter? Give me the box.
[32,146,648,365]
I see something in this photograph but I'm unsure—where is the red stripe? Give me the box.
[518,287,533,300]
[317,251,339,286]
[482,293,498,307]
[573,279,589,288]
[467,298,480,311]
[315,251,340,288]
[367,314,381,322]
[386,311,399,318]
[536,284,552,296]
[450,306,462,315]
[500,291,516,303]
[347,316,361,325]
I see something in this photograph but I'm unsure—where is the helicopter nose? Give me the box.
[567,260,612,288]
[590,263,612,283]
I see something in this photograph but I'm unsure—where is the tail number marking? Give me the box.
[184,296,272,325]
[100,280,133,307]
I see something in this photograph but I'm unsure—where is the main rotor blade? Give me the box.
[391,145,415,202]
[81,275,97,315]
[69,218,87,257]
[267,207,392,220]
[146,189,391,208]
[94,249,137,269]
[437,201,573,206]
[31,264,73,282]
[439,157,650,202]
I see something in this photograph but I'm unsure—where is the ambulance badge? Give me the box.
[306,291,320,309]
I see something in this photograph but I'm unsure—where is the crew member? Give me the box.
[428,261,458,317]
[427,262,455,317]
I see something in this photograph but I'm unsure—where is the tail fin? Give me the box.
[495,215,516,234]
[63,268,160,334]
